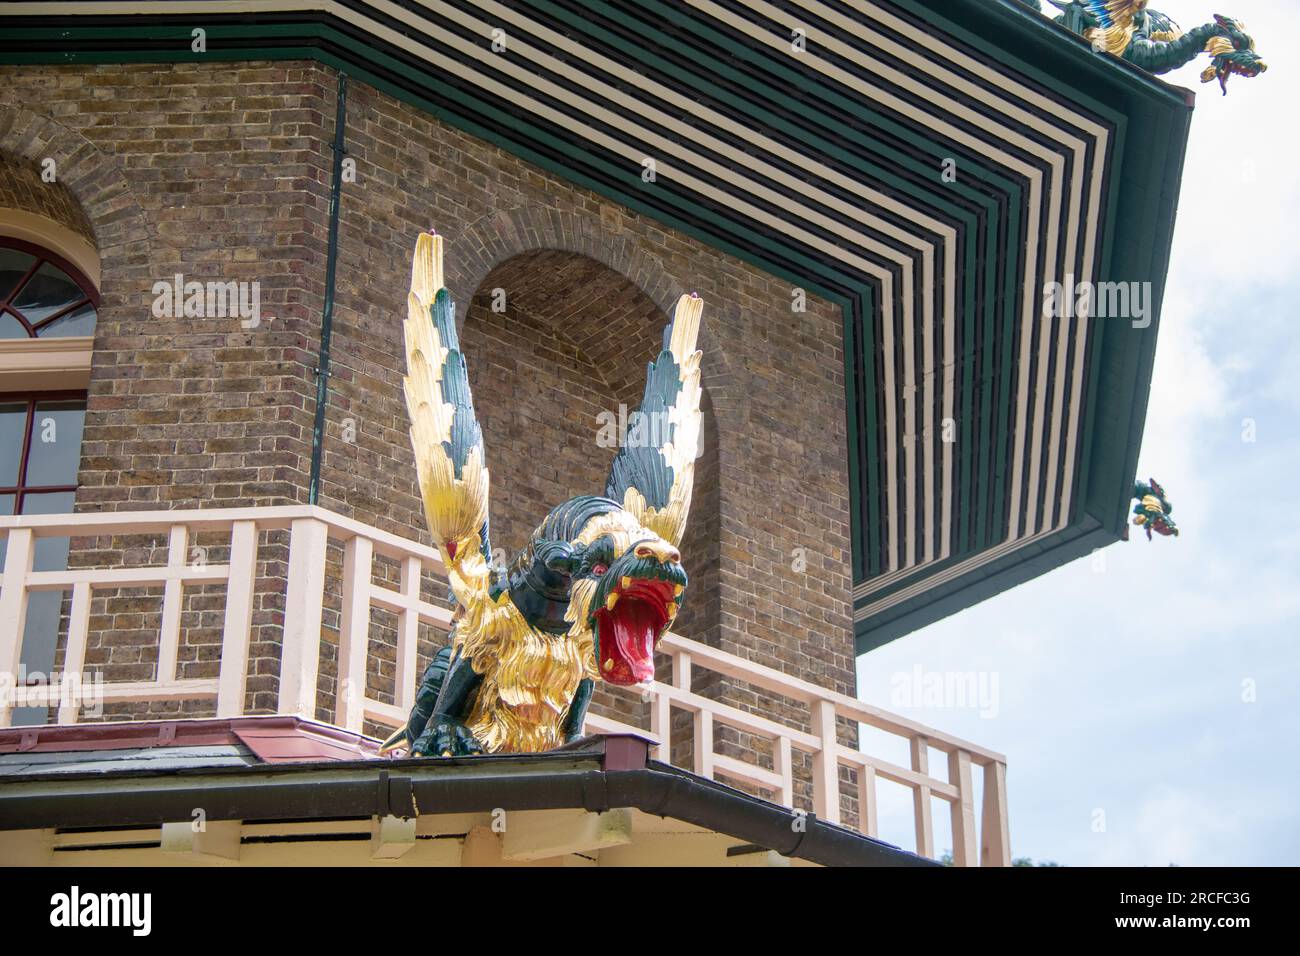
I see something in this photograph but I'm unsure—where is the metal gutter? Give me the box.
[0,735,932,867]
[307,70,347,505]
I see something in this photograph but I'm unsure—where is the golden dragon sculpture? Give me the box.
[382,231,703,756]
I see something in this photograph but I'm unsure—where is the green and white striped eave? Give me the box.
[0,0,1192,653]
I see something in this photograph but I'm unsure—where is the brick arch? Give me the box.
[0,151,94,243]
[0,105,153,289]
[468,248,667,411]
[443,203,739,421]
[460,246,722,551]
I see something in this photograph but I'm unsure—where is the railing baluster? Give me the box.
[856,762,878,837]
[693,708,714,778]
[337,534,373,732]
[811,698,841,825]
[156,524,188,683]
[673,649,691,690]
[910,736,935,858]
[981,759,1011,867]
[0,527,34,728]
[650,687,671,762]
[279,517,328,719]
[56,582,92,725]
[949,749,978,866]
[395,555,421,713]
[774,735,794,808]
[216,520,257,717]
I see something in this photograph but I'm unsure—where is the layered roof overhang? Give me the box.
[0,0,1192,652]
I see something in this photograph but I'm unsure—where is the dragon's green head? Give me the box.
[505,495,687,687]
[1202,15,1267,94]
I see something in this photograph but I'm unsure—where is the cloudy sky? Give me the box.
[856,0,1299,866]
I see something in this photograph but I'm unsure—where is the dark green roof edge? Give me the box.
[855,0,1192,651]
[857,521,1111,652]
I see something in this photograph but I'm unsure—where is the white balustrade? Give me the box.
[0,505,1008,864]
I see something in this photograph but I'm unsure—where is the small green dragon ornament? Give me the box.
[1017,1,1267,94]
[1127,477,1179,541]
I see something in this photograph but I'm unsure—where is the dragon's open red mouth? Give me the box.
[1215,58,1265,92]
[592,577,676,686]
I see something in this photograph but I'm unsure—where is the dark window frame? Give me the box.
[0,389,86,514]
[0,236,101,338]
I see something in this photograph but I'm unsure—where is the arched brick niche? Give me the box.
[0,106,152,306]
[462,248,721,725]
[0,150,98,285]
[0,150,94,237]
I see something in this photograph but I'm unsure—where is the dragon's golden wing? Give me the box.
[1145,9,1184,43]
[403,232,491,589]
[1074,0,1147,56]
[604,293,704,548]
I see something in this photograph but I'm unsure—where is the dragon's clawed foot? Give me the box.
[410,719,485,757]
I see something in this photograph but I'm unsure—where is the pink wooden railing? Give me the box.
[0,505,1009,865]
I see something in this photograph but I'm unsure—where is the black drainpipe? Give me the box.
[308,71,348,505]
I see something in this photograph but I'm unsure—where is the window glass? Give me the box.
[0,397,87,513]
[10,491,77,728]
[21,490,76,572]
[0,493,12,566]
[12,260,85,324]
[0,239,98,339]
[0,312,26,339]
[0,401,24,485]
[24,401,85,487]
[39,302,98,338]
[0,248,35,300]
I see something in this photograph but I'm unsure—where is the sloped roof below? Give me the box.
[0,744,256,777]
[0,716,382,764]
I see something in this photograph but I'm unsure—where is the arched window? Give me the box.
[0,236,94,724]
[0,237,99,339]
[0,236,93,517]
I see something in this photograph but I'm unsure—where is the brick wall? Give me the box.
[1,61,858,811]
[1,63,334,719]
